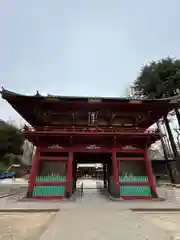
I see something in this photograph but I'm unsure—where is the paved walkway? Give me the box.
[1,180,180,239]
[39,183,180,240]
[40,200,171,240]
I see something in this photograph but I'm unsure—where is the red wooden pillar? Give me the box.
[112,150,119,197]
[27,147,40,197]
[144,146,157,198]
[66,151,73,197]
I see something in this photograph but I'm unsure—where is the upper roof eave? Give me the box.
[1,87,178,127]
[1,87,179,105]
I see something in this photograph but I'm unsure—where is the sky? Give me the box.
[0,0,180,127]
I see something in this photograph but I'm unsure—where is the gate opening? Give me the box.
[72,152,112,194]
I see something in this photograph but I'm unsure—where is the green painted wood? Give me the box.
[32,185,65,196]
[120,185,151,196]
[119,176,148,182]
[36,176,66,182]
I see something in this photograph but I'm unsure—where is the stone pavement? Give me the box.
[1,184,180,239]
[39,187,180,240]
[0,200,180,239]
[39,199,180,240]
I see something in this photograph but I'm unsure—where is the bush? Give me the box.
[0,120,24,166]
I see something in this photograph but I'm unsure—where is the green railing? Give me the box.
[120,185,151,196]
[119,176,148,182]
[36,176,66,182]
[32,185,65,196]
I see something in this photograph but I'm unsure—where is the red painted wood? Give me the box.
[25,135,159,150]
[27,147,40,196]
[38,156,68,161]
[120,196,152,200]
[26,125,159,135]
[41,147,113,153]
[144,147,156,193]
[40,148,69,152]
[66,151,73,193]
[34,126,148,132]
[116,157,144,161]
[25,130,158,136]
[112,150,119,194]
[27,136,156,200]
[12,94,174,111]
[39,146,146,153]
[118,149,144,153]
[32,196,64,199]
[35,181,67,185]
[26,131,159,138]
[119,181,149,185]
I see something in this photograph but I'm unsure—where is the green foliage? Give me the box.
[134,57,180,99]
[0,120,24,166]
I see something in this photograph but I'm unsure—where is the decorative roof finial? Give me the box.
[35,91,41,96]
[0,87,5,94]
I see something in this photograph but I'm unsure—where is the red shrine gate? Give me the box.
[27,143,157,199]
[1,88,176,200]
[24,126,159,199]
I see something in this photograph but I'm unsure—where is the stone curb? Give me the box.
[0,208,59,212]
[131,208,180,212]
[159,183,180,188]
[108,195,165,202]
[19,197,75,202]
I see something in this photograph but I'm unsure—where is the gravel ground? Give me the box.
[0,212,56,240]
[135,212,180,239]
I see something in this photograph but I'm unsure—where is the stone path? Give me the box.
[40,202,169,240]
[1,181,180,239]
[39,184,180,240]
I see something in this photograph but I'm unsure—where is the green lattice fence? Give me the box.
[120,185,151,197]
[119,176,148,182]
[32,185,65,197]
[36,175,66,182]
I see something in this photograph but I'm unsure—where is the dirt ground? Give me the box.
[136,212,180,239]
[0,212,56,239]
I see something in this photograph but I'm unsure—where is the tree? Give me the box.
[0,120,24,167]
[133,57,180,181]
[134,57,180,122]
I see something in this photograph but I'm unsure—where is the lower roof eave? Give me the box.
[23,130,160,137]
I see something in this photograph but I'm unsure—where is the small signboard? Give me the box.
[88,98,102,103]
[122,145,136,149]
